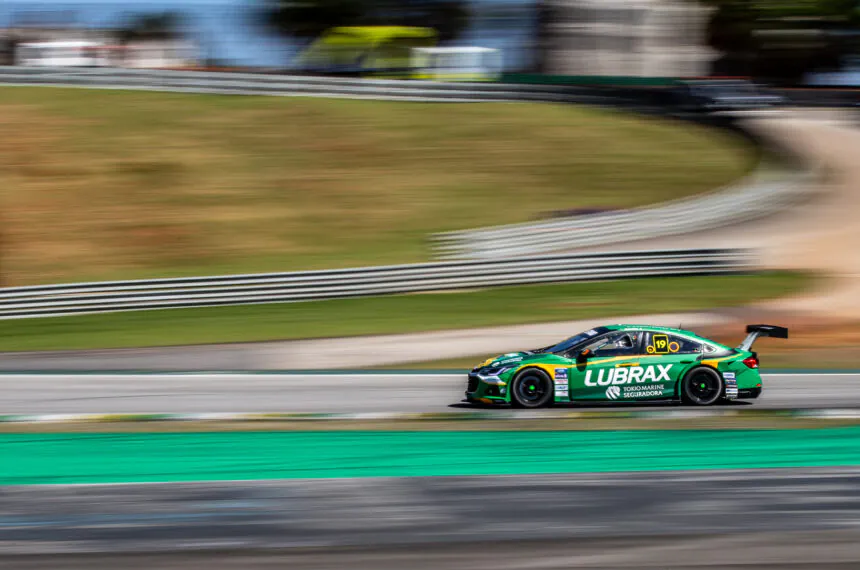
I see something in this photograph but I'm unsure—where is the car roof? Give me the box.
[604,324,729,348]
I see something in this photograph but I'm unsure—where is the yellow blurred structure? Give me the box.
[293,26,437,78]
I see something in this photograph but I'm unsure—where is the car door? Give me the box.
[638,331,704,400]
[568,330,644,401]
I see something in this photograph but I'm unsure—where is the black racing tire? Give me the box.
[681,367,724,406]
[510,368,553,409]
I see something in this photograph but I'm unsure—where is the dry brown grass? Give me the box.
[0,88,751,286]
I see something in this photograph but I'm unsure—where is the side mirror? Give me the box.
[578,348,592,361]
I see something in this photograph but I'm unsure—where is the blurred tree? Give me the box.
[265,0,370,39]
[701,0,860,83]
[118,12,183,43]
[411,0,469,42]
[704,0,764,78]
[533,0,553,73]
[264,0,470,43]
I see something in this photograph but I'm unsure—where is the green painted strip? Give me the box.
[2,409,860,424]
[3,428,860,485]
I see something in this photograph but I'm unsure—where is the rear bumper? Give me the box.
[738,387,762,399]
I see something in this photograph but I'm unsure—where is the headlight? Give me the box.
[477,366,514,385]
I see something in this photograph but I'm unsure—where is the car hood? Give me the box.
[476,351,569,370]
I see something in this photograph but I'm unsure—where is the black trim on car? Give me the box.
[738,388,762,399]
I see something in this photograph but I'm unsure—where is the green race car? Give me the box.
[465,324,787,408]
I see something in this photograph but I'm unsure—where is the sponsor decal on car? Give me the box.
[585,364,673,387]
[495,357,523,366]
[620,385,667,398]
[723,372,738,399]
[554,368,569,397]
[606,385,668,399]
[646,334,682,354]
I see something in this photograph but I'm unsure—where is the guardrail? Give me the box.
[0,249,750,319]
[0,66,627,104]
[3,67,852,105]
[433,167,812,259]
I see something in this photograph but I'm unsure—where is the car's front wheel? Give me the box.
[681,367,724,406]
[510,368,553,409]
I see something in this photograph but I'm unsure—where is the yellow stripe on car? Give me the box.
[701,355,739,367]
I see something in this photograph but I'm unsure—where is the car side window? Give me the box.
[645,333,703,355]
[589,332,639,358]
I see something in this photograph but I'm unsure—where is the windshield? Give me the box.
[542,327,610,354]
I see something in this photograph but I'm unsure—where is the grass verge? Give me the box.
[0,88,752,285]
[0,272,808,352]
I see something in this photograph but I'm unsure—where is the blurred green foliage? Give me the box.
[117,12,184,43]
[703,0,860,82]
[264,0,469,43]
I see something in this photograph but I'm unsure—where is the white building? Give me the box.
[121,40,197,69]
[541,0,716,77]
[15,40,109,67]
[6,28,198,68]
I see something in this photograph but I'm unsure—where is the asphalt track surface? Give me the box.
[5,467,860,568]
[1,372,857,414]
[7,533,857,570]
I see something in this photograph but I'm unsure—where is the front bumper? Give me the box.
[465,372,507,404]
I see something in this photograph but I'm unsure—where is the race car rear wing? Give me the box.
[737,324,789,351]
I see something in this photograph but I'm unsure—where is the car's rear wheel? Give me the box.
[510,369,553,409]
[681,367,723,406]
